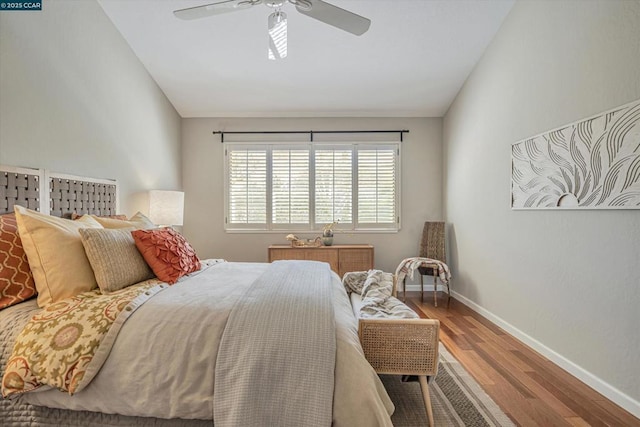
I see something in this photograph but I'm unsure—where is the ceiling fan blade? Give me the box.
[174,0,262,21]
[294,0,370,36]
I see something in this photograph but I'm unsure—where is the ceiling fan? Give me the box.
[173,0,371,60]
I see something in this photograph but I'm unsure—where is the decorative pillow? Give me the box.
[13,206,103,308]
[79,228,155,293]
[72,213,128,221]
[131,228,200,284]
[91,212,156,230]
[0,213,37,310]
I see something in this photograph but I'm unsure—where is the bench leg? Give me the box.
[419,375,435,427]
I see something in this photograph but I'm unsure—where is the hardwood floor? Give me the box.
[405,291,640,427]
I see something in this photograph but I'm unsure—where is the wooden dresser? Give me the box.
[268,244,374,278]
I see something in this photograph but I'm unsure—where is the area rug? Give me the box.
[382,344,515,426]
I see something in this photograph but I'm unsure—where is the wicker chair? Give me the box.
[418,221,450,306]
[356,277,440,427]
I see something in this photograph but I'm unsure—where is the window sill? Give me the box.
[224,228,400,234]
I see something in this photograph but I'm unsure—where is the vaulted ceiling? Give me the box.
[98,0,514,118]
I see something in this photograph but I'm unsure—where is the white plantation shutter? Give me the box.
[227,147,267,226]
[357,146,397,227]
[315,149,353,225]
[272,148,310,226]
[225,142,399,232]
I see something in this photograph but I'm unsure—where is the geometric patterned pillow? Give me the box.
[0,213,37,310]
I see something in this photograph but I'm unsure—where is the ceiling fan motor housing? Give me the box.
[265,0,285,8]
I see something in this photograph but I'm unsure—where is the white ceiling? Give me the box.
[98,0,514,118]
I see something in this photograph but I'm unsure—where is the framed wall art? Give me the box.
[511,99,640,209]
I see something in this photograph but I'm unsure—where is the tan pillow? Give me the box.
[91,212,156,230]
[79,228,155,293]
[72,213,128,221]
[13,206,103,308]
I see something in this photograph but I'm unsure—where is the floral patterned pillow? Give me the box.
[131,228,200,284]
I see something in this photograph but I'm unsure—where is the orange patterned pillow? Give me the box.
[0,213,37,309]
[131,228,200,284]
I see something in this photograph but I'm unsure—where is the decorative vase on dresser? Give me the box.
[322,230,334,246]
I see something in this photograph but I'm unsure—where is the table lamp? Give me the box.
[149,190,184,227]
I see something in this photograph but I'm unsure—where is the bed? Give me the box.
[0,166,394,426]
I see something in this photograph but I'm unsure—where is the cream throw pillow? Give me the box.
[91,212,156,230]
[79,228,155,293]
[13,205,103,308]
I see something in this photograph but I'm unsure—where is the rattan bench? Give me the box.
[352,276,440,427]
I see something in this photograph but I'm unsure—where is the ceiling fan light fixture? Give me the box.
[268,10,287,60]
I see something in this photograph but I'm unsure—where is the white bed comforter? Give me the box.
[21,261,394,426]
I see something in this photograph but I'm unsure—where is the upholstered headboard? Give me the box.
[1,165,118,217]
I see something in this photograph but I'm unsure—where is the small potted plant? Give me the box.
[322,221,338,246]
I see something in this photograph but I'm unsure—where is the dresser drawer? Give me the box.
[268,244,373,278]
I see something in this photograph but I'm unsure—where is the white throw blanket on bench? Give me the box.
[343,270,418,319]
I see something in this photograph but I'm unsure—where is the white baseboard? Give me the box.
[450,291,640,419]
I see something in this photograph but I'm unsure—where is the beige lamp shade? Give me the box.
[149,190,184,226]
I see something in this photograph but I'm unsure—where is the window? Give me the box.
[358,148,397,225]
[227,148,267,226]
[225,142,400,232]
[272,148,310,226]
[315,148,353,225]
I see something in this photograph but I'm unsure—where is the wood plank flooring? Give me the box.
[405,291,640,427]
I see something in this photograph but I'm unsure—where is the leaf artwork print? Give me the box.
[511,100,640,209]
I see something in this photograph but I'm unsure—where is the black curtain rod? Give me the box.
[212,129,409,143]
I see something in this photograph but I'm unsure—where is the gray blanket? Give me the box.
[214,260,335,427]
[1,261,394,426]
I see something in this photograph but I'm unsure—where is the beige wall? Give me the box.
[444,0,640,415]
[0,0,182,214]
[182,117,442,274]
